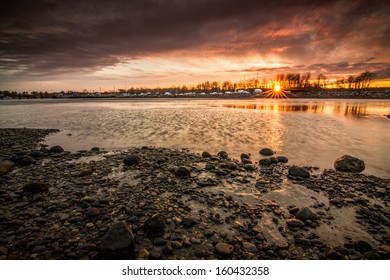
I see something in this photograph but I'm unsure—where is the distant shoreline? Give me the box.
[1,89,390,100]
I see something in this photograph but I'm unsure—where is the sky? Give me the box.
[0,0,389,92]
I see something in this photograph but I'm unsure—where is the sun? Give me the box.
[274,84,281,92]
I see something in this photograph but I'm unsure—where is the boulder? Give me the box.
[100,221,135,259]
[259,158,272,166]
[288,166,310,178]
[17,155,36,166]
[240,153,250,160]
[49,146,65,154]
[175,166,191,178]
[259,148,275,156]
[217,151,228,159]
[123,154,141,166]
[276,155,288,163]
[143,216,165,236]
[202,151,211,158]
[334,155,365,173]
[295,207,315,221]
[286,218,305,227]
[215,243,234,256]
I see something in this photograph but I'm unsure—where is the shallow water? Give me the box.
[0,98,389,177]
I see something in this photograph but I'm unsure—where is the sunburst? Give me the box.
[251,84,296,99]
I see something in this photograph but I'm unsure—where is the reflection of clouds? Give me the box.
[222,103,372,117]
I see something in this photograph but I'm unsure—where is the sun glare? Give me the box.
[274,84,281,92]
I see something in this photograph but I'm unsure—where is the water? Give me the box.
[1,98,389,177]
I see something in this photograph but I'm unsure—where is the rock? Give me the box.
[288,166,310,178]
[244,164,256,171]
[100,221,135,259]
[286,218,305,227]
[240,153,250,160]
[182,217,196,228]
[143,216,165,236]
[153,238,167,246]
[202,151,211,158]
[354,240,372,252]
[137,248,149,259]
[205,162,215,170]
[226,162,237,170]
[259,158,272,166]
[378,245,390,253]
[204,229,214,237]
[32,245,46,254]
[162,243,174,255]
[49,146,64,154]
[123,154,141,166]
[259,148,275,156]
[334,155,365,173]
[78,168,93,177]
[276,156,288,163]
[0,160,15,175]
[270,156,278,164]
[17,155,36,166]
[217,151,228,159]
[326,250,343,260]
[29,150,45,158]
[295,207,315,221]
[23,182,50,193]
[242,242,257,252]
[86,207,100,218]
[330,198,341,205]
[215,243,234,256]
[175,166,191,178]
[295,238,312,246]
[91,147,100,152]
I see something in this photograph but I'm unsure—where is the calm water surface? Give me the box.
[1,98,389,177]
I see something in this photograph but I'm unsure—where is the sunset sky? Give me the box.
[1,0,389,92]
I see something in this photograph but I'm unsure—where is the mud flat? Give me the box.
[0,128,389,260]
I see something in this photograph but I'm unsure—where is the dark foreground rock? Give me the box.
[100,222,135,259]
[288,166,310,178]
[259,148,275,156]
[334,155,365,173]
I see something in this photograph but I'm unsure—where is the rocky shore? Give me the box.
[0,128,389,260]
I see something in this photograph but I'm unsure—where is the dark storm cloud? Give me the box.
[0,0,389,76]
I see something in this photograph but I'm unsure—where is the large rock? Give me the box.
[100,221,135,259]
[0,160,15,175]
[215,243,234,256]
[202,151,211,158]
[334,155,365,173]
[295,207,315,221]
[123,154,141,166]
[49,146,64,154]
[143,216,165,236]
[23,182,50,193]
[286,218,305,227]
[259,148,275,156]
[276,155,288,163]
[217,151,228,159]
[175,166,191,178]
[288,166,310,178]
[17,155,36,166]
